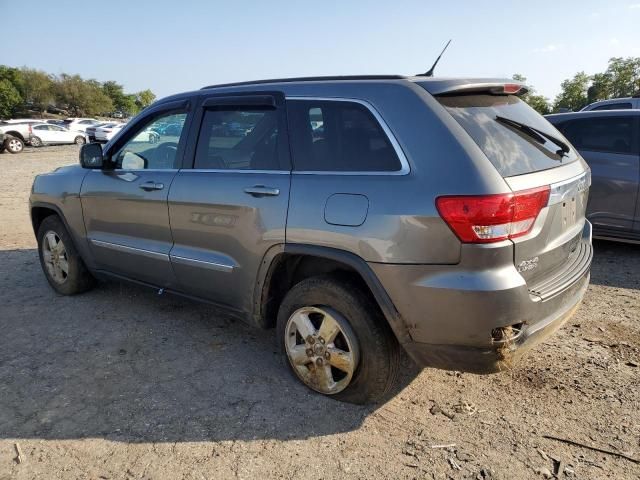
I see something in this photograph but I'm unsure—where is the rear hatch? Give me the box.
[422,81,591,298]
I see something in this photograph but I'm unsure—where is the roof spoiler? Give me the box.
[415,78,529,96]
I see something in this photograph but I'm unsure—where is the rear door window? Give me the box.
[287,99,402,172]
[437,94,579,177]
[557,116,635,154]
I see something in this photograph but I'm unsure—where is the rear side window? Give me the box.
[437,94,578,177]
[194,108,280,170]
[557,117,634,154]
[591,103,632,111]
[287,100,402,172]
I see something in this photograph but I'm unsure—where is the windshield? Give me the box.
[437,94,579,177]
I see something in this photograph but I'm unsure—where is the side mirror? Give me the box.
[79,143,104,169]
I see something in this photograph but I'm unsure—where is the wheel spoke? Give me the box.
[58,257,69,274]
[45,232,58,251]
[289,345,309,366]
[53,263,64,280]
[42,250,53,264]
[327,347,354,373]
[292,311,316,338]
[314,364,336,391]
[318,313,341,343]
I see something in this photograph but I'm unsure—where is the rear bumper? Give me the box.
[371,221,592,373]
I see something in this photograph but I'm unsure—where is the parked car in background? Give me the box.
[112,111,124,119]
[581,94,640,111]
[62,118,100,133]
[29,123,87,147]
[546,110,640,243]
[30,75,592,404]
[87,123,118,143]
[94,123,124,142]
[0,121,38,153]
[46,119,67,127]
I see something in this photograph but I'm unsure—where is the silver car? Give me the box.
[30,75,593,403]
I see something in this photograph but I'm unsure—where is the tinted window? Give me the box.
[437,94,579,177]
[114,112,187,169]
[194,108,280,170]
[558,117,634,154]
[592,103,632,111]
[287,100,401,172]
[34,125,49,131]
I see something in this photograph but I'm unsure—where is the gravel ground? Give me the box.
[0,145,638,480]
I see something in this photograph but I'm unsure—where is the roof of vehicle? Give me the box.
[545,110,640,121]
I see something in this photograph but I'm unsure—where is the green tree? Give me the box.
[135,89,156,110]
[102,80,127,112]
[605,57,640,98]
[587,72,613,104]
[20,68,54,113]
[511,74,551,115]
[553,72,590,112]
[55,74,113,116]
[121,94,139,116]
[0,79,22,118]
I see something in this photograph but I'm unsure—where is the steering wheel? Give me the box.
[154,142,178,168]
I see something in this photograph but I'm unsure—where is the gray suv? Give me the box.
[30,75,593,404]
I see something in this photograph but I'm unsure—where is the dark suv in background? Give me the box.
[30,75,592,403]
[547,110,640,242]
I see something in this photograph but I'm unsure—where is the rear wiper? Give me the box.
[495,115,570,157]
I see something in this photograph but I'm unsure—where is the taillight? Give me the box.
[436,186,550,243]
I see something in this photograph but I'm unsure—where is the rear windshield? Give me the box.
[437,94,578,177]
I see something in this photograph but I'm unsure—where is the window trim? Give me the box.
[285,96,411,176]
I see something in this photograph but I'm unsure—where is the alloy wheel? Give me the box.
[42,231,69,284]
[284,306,360,395]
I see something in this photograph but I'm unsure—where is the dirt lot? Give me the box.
[0,145,638,480]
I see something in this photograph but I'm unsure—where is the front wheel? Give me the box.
[37,215,95,295]
[4,136,24,153]
[30,136,43,147]
[74,136,86,145]
[277,275,400,404]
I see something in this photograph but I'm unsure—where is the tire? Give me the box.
[4,136,24,154]
[37,215,95,295]
[277,274,400,404]
[30,136,43,147]
[74,136,86,145]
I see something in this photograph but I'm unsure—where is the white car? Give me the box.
[95,124,159,143]
[29,123,87,146]
[62,118,100,133]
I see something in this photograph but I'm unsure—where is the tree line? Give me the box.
[0,65,156,119]
[515,56,640,114]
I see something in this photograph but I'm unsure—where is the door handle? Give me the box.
[243,185,280,197]
[139,181,164,191]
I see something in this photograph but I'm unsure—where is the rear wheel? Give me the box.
[4,136,24,153]
[277,275,400,404]
[30,136,43,147]
[74,136,86,145]
[37,216,95,295]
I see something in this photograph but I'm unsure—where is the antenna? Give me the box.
[420,40,452,77]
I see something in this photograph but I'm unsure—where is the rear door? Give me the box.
[80,100,192,286]
[436,92,591,293]
[167,92,291,312]
[556,115,639,232]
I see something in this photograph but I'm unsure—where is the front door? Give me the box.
[167,92,291,312]
[80,102,192,287]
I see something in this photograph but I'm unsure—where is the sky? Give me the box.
[1,0,639,101]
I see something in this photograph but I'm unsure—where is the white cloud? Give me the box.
[629,3,640,8]
[609,37,620,46]
[532,44,563,53]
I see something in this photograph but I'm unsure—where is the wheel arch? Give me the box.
[3,131,26,142]
[253,244,411,344]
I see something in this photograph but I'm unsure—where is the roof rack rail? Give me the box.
[201,75,406,90]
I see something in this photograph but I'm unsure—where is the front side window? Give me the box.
[287,100,402,172]
[558,117,634,154]
[194,108,280,170]
[34,125,49,131]
[114,112,187,170]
